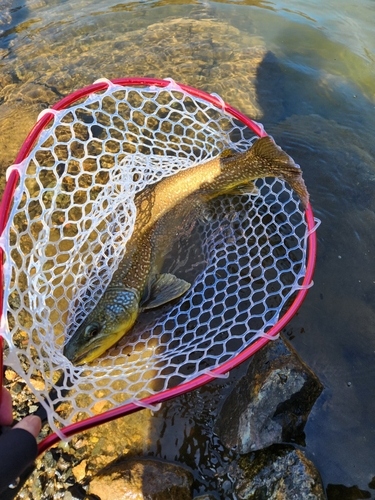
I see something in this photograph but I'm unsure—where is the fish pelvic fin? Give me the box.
[250,136,310,209]
[224,181,259,196]
[140,273,191,310]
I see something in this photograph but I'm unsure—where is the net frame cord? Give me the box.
[0,77,317,455]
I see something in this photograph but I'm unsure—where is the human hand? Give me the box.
[0,386,42,494]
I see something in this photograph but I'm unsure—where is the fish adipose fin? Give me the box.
[251,136,310,209]
[141,273,191,310]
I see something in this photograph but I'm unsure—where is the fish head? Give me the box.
[63,287,140,365]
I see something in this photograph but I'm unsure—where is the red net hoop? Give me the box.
[0,78,317,455]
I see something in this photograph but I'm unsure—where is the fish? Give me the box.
[63,135,309,365]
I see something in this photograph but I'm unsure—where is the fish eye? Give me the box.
[84,323,101,339]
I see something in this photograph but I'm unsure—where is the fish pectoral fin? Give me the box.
[141,273,191,310]
[226,181,259,196]
[220,148,235,159]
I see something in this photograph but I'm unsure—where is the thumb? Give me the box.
[13,415,41,438]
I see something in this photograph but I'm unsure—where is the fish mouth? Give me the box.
[65,343,103,366]
[66,325,133,365]
[73,348,97,366]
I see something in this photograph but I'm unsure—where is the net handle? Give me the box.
[0,78,316,451]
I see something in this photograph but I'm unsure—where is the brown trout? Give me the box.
[63,136,309,365]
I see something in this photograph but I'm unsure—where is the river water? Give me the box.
[0,0,375,498]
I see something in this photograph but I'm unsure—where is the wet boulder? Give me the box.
[87,457,194,500]
[214,337,323,453]
[228,444,326,500]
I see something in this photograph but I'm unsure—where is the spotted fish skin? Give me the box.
[64,136,309,365]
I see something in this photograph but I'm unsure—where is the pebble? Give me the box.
[72,459,87,482]
[5,368,17,381]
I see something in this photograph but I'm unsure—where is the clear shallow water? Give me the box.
[1,0,375,497]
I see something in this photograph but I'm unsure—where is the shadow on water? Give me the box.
[254,33,375,500]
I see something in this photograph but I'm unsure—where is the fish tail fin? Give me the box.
[251,136,310,209]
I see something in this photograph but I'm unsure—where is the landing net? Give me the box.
[0,78,317,441]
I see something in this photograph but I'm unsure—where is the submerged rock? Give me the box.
[228,444,326,500]
[87,458,194,500]
[0,12,286,191]
[214,337,323,453]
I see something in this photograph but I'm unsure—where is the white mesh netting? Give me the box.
[1,80,309,435]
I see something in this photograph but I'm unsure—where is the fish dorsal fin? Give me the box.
[140,273,191,310]
[251,136,294,165]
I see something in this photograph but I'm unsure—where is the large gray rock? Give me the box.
[214,337,323,453]
[87,458,194,500]
[228,444,326,500]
